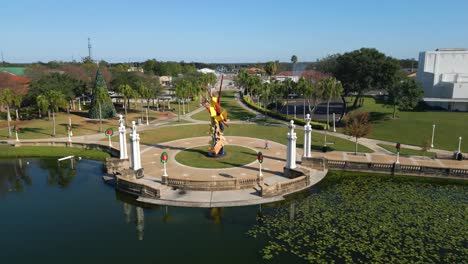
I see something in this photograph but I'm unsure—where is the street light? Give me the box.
[431,124,435,148]
[458,137,462,153]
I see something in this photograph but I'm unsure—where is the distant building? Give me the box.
[273,70,329,83]
[127,66,144,73]
[245,67,265,75]
[159,76,172,87]
[197,68,216,74]
[417,48,468,111]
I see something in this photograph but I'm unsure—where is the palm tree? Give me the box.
[296,77,310,119]
[36,95,49,119]
[138,83,155,125]
[119,84,136,125]
[320,77,343,147]
[13,94,22,121]
[282,78,295,117]
[262,82,271,120]
[291,55,298,73]
[0,88,14,137]
[175,80,190,116]
[264,61,277,80]
[94,86,108,132]
[45,90,66,137]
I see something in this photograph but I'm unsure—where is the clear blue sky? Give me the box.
[2,0,467,63]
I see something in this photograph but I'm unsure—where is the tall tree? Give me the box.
[36,95,49,119]
[13,94,22,121]
[385,77,424,118]
[320,77,343,147]
[138,83,154,125]
[94,86,108,132]
[264,61,277,80]
[45,90,66,136]
[0,88,14,137]
[296,77,311,118]
[118,84,136,125]
[281,78,296,117]
[89,68,116,119]
[291,55,298,72]
[333,48,401,109]
[344,111,372,154]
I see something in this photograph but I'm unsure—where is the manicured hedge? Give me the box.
[242,95,328,130]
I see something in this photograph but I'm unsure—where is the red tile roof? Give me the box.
[0,72,31,95]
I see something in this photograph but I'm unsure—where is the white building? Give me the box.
[197,68,216,74]
[417,48,468,111]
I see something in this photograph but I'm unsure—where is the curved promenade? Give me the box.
[113,136,328,207]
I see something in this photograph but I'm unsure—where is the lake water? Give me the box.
[0,159,466,263]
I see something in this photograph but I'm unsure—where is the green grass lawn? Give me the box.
[0,108,172,140]
[191,91,256,122]
[345,97,468,151]
[136,123,373,153]
[377,144,437,157]
[175,145,257,169]
[0,145,110,161]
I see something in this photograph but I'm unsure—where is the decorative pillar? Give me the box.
[130,121,142,170]
[286,120,297,169]
[303,114,312,158]
[118,115,128,160]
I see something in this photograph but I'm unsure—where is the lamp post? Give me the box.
[431,124,435,148]
[458,137,462,153]
[333,113,336,132]
[395,142,401,164]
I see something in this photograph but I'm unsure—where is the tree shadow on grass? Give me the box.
[70,111,90,119]
[369,112,392,123]
[19,127,51,136]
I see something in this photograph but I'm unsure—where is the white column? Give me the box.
[118,115,128,160]
[303,114,312,158]
[130,121,142,170]
[333,113,336,132]
[286,120,297,169]
[431,124,435,148]
[458,137,462,153]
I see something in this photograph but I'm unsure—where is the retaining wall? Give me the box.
[304,157,468,179]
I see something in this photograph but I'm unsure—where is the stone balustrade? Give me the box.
[115,177,160,198]
[166,176,262,191]
[303,157,468,179]
[261,175,310,197]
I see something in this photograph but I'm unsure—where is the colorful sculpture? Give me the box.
[201,76,228,156]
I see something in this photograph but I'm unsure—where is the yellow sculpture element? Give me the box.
[202,76,228,156]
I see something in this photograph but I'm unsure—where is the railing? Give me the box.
[303,157,468,179]
[166,176,261,191]
[261,175,310,197]
[116,177,160,198]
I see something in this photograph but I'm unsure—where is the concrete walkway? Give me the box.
[234,94,458,157]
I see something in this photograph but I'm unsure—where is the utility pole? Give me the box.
[88,37,92,61]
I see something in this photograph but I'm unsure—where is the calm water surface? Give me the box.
[0,159,466,263]
[0,159,302,264]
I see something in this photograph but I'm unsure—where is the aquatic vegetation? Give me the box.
[248,171,467,263]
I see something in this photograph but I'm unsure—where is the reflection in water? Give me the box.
[122,201,145,240]
[40,159,76,188]
[136,206,144,241]
[123,202,132,223]
[208,207,224,224]
[0,159,31,196]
